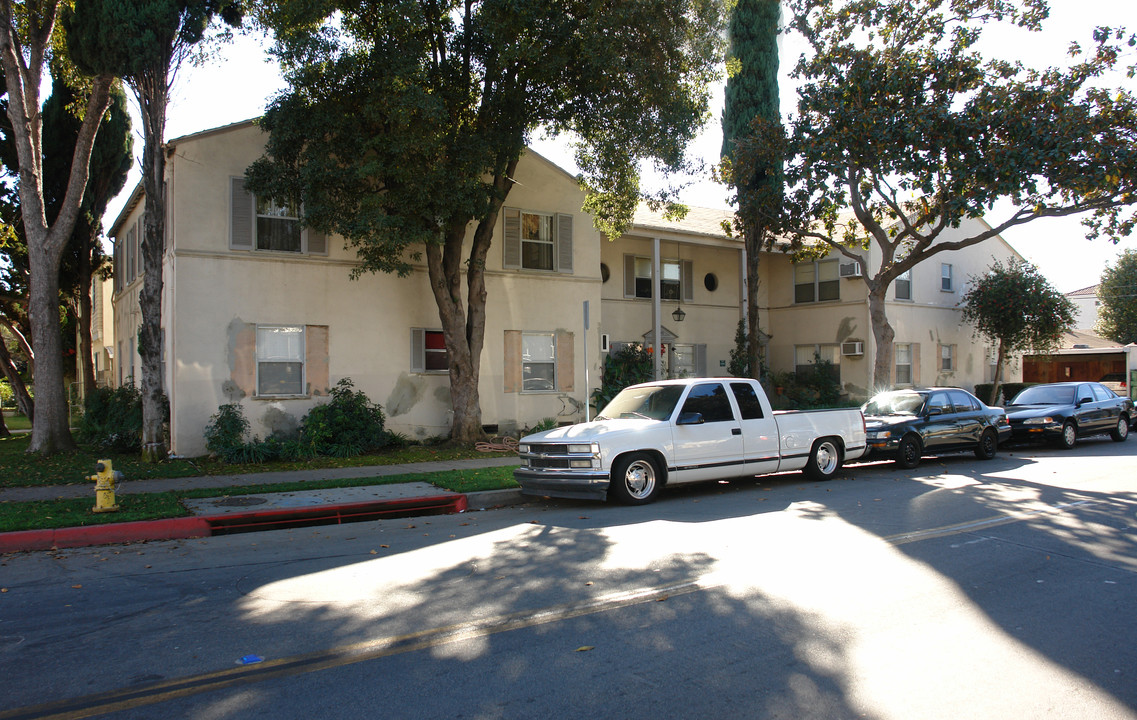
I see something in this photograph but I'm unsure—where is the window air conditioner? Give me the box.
[839,261,863,278]
[841,341,864,356]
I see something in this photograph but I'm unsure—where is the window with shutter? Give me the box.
[410,328,449,373]
[502,207,573,273]
[230,176,324,255]
[625,255,692,300]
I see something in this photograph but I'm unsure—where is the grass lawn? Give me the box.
[0,434,517,489]
[2,412,31,432]
[0,465,520,533]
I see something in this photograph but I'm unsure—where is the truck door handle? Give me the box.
[732,428,742,436]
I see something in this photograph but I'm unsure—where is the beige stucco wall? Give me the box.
[146,123,604,456]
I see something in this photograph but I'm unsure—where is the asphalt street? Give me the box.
[2,436,1135,719]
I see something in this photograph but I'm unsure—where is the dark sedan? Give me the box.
[862,387,1010,469]
[1004,382,1132,448]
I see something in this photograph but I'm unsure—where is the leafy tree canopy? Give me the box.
[248,0,725,267]
[1096,248,1137,344]
[960,258,1075,403]
[734,0,1137,388]
[961,259,1076,356]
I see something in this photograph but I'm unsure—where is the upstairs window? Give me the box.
[624,255,693,301]
[895,268,912,300]
[794,260,839,303]
[230,177,327,255]
[502,207,573,273]
[256,196,302,252]
[941,263,954,292]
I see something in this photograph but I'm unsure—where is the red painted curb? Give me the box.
[0,495,472,552]
[0,517,212,553]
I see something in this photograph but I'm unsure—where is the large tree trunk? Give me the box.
[0,10,113,454]
[77,230,97,398]
[137,78,169,462]
[867,282,896,392]
[425,160,516,444]
[27,247,76,452]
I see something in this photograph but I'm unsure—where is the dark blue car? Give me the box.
[862,387,1010,469]
[1005,382,1133,448]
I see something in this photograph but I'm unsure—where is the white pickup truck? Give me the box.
[515,377,867,504]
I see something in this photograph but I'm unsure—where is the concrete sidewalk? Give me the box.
[0,456,529,553]
[0,456,522,502]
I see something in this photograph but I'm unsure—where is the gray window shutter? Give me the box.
[555,213,573,273]
[502,207,521,269]
[307,228,328,255]
[695,344,707,376]
[410,328,425,373]
[624,255,636,298]
[230,177,254,250]
[682,260,694,302]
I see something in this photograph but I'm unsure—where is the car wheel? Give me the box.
[1056,421,1077,450]
[895,434,922,469]
[609,452,661,505]
[974,428,998,460]
[1110,415,1130,442]
[805,438,842,481]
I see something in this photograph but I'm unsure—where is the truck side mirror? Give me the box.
[676,412,705,425]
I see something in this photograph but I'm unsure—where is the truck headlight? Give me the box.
[567,443,598,454]
[518,444,530,453]
[569,459,594,469]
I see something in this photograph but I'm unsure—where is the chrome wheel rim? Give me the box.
[815,442,839,474]
[1063,424,1076,446]
[1119,419,1129,438]
[624,460,657,499]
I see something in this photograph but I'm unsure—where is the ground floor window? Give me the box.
[411,328,449,373]
[522,333,557,392]
[257,325,305,396]
[895,343,913,385]
[940,344,954,372]
[794,344,841,383]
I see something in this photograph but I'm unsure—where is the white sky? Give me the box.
[104,0,1137,293]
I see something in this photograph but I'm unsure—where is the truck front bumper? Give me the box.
[513,468,611,501]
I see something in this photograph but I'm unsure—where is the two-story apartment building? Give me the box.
[107,120,1024,456]
[767,224,1025,397]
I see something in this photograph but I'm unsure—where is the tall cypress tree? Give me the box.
[721,0,782,379]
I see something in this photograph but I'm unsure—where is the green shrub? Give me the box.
[591,344,654,413]
[763,358,844,410]
[203,403,251,459]
[78,385,145,452]
[300,378,388,457]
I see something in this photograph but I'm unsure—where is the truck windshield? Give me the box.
[598,385,685,421]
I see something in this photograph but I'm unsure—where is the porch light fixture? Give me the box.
[672,305,686,322]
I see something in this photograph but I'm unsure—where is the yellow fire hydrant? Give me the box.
[88,459,123,513]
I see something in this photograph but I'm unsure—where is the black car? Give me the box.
[862,387,1010,469]
[1004,381,1133,448]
